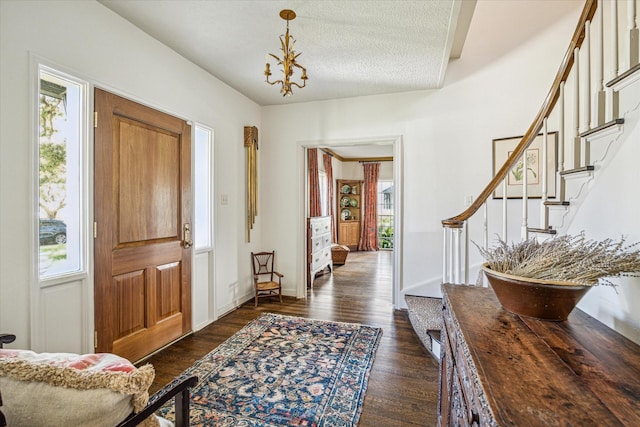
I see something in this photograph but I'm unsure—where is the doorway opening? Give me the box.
[298,137,403,308]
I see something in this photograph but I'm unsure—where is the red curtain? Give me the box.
[322,153,337,242]
[358,162,380,251]
[308,148,321,217]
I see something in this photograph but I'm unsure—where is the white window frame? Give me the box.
[377,180,394,250]
[192,123,216,329]
[30,57,93,353]
[193,124,214,252]
[33,61,91,287]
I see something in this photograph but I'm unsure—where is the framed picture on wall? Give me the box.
[492,132,558,199]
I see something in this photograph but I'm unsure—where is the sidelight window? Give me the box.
[38,67,85,278]
[194,125,213,249]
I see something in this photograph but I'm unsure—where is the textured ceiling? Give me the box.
[98,0,475,106]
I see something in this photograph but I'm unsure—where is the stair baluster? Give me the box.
[453,226,461,284]
[442,227,448,282]
[608,0,620,121]
[574,47,582,168]
[502,179,507,240]
[521,145,529,240]
[594,3,606,127]
[559,81,566,173]
[627,0,638,68]
[584,20,592,133]
[483,202,488,252]
[464,220,469,286]
[541,118,549,229]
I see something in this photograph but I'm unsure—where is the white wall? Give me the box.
[261,1,584,305]
[338,162,363,181]
[566,80,640,344]
[0,0,261,350]
[335,161,392,181]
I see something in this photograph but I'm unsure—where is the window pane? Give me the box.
[39,70,82,278]
[377,180,394,250]
[194,126,212,249]
[319,172,328,217]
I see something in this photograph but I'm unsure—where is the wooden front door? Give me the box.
[94,88,192,362]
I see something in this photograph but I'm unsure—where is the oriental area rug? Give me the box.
[156,313,382,426]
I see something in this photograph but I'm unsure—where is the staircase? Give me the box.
[442,0,640,282]
[409,0,640,354]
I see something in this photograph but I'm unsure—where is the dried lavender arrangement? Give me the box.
[476,233,640,286]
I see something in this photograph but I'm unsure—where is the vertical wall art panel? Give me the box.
[244,126,258,242]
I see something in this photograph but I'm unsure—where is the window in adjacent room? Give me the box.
[38,68,85,278]
[377,180,394,250]
[319,171,328,217]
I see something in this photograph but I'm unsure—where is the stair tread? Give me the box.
[579,118,624,138]
[560,165,595,176]
[528,227,558,234]
[606,63,640,88]
[544,201,570,206]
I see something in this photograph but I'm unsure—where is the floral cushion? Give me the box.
[0,349,158,427]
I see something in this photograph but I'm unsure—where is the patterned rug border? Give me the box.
[157,312,383,427]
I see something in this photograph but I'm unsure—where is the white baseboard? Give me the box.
[402,277,443,298]
[193,319,214,332]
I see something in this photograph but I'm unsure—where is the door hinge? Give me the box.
[94,331,98,349]
[94,111,98,128]
[93,222,97,238]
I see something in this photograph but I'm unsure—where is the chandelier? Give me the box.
[264,9,308,97]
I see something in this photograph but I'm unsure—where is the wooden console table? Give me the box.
[439,284,640,426]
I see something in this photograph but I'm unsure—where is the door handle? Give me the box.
[183,223,193,248]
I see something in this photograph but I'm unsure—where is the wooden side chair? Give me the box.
[1,390,5,427]
[251,251,283,306]
[0,334,15,349]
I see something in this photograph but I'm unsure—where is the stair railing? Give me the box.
[442,0,639,285]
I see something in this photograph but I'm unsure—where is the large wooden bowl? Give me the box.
[481,264,593,321]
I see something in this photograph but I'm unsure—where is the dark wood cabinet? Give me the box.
[439,284,640,426]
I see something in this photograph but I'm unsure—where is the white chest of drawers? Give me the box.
[307,216,333,288]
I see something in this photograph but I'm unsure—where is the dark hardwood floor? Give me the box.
[143,250,440,426]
